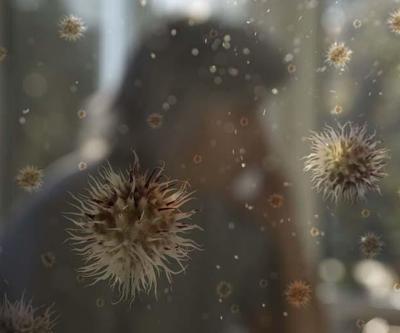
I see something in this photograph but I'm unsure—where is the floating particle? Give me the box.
[287,63,297,73]
[216,281,233,299]
[305,0,318,9]
[150,52,156,59]
[95,298,105,308]
[209,28,219,39]
[59,15,86,41]
[259,279,268,288]
[224,34,231,42]
[209,65,217,74]
[167,95,177,105]
[0,295,56,333]
[284,53,294,62]
[304,123,389,203]
[310,227,320,237]
[41,251,56,269]
[228,67,239,77]
[191,48,199,56]
[388,9,400,35]
[331,105,343,115]
[285,280,312,308]
[360,233,383,258]
[67,153,200,302]
[222,42,231,50]
[162,102,170,111]
[192,154,203,164]
[230,304,240,314]
[147,113,163,129]
[170,28,177,36]
[356,319,366,329]
[268,193,284,208]
[271,88,279,95]
[214,76,223,85]
[78,161,87,171]
[361,208,370,218]
[242,48,250,55]
[239,116,249,127]
[16,166,43,192]
[0,47,7,62]
[353,19,362,29]
[326,42,352,69]
[77,109,87,119]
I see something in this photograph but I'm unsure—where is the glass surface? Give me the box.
[1,0,400,332]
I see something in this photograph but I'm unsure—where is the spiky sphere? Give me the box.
[304,123,388,203]
[285,280,312,308]
[0,295,56,333]
[388,9,400,35]
[67,155,200,302]
[16,165,44,192]
[326,42,352,69]
[58,15,86,41]
[360,233,383,258]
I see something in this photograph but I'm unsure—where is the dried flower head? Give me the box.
[147,113,163,129]
[360,233,383,258]
[304,123,388,203]
[326,42,352,69]
[67,153,201,302]
[267,193,284,208]
[0,295,56,333]
[59,15,86,41]
[287,63,297,74]
[353,19,362,29]
[310,227,320,237]
[216,281,233,299]
[0,47,7,63]
[331,105,343,116]
[16,166,44,192]
[388,9,400,35]
[285,280,312,308]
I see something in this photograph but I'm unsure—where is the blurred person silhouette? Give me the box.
[0,17,325,333]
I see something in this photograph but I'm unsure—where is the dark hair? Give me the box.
[109,18,286,164]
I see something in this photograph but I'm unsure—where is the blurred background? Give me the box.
[1,0,400,332]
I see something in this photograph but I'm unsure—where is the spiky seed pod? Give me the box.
[58,15,86,41]
[0,295,56,333]
[67,154,201,303]
[16,166,44,192]
[285,280,312,308]
[388,9,400,35]
[360,233,383,258]
[326,42,352,69]
[267,193,284,208]
[147,113,163,129]
[216,281,233,299]
[304,123,389,203]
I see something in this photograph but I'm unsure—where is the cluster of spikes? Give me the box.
[67,153,201,303]
[304,122,389,203]
[0,295,56,333]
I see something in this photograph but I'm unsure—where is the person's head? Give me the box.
[103,18,287,189]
